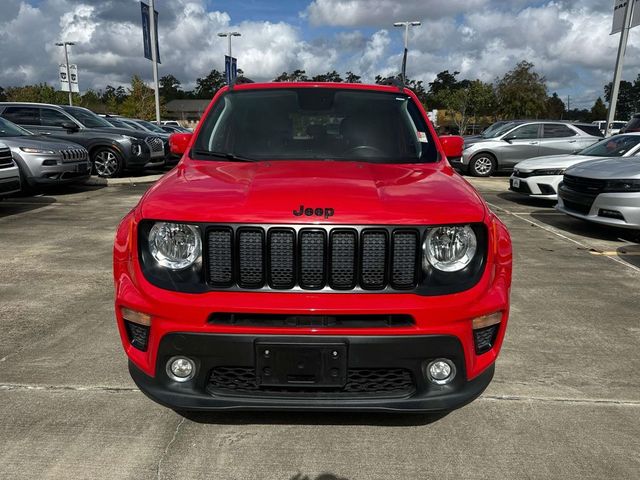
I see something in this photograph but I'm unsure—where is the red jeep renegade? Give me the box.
[113,81,512,412]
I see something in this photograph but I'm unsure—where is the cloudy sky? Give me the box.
[1,0,639,109]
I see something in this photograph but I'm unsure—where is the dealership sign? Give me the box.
[59,64,79,93]
[611,0,640,34]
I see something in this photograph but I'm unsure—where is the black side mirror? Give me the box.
[503,136,513,143]
[61,122,79,132]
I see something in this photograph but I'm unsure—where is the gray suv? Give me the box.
[0,143,21,197]
[0,103,165,178]
[0,116,90,192]
[455,121,602,177]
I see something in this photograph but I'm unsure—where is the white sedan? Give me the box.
[509,133,640,200]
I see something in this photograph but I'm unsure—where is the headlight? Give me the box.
[148,222,201,270]
[533,169,565,176]
[121,135,139,142]
[19,147,55,154]
[604,179,640,192]
[422,225,477,272]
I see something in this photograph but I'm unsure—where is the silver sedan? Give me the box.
[557,157,640,229]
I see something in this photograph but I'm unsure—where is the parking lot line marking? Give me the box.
[487,201,640,274]
[590,250,640,256]
[481,394,640,407]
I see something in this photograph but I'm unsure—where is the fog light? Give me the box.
[166,356,195,382]
[425,358,456,385]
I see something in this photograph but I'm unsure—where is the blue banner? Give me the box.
[141,2,161,64]
[225,55,237,84]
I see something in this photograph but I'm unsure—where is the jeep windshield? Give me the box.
[192,88,438,163]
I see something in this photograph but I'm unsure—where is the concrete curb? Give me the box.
[85,174,164,187]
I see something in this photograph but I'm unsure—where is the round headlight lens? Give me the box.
[148,222,201,270]
[423,225,477,272]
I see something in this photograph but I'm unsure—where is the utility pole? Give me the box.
[149,0,161,125]
[55,41,75,106]
[393,21,421,84]
[606,0,634,136]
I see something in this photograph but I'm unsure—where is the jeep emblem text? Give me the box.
[293,205,334,219]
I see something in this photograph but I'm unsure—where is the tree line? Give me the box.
[0,60,632,129]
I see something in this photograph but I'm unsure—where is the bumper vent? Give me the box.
[208,367,415,396]
[124,320,150,351]
[0,148,14,169]
[205,226,421,292]
[473,325,499,354]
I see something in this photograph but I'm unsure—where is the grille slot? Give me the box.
[391,231,418,288]
[206,225,420,292]
[208,367,415,396]
[269,229,296,289]
[238,229,264,288]
[60,148,87,163]
[329,230,357,289]
[299,230,326,289]
[360,230,388,289]
[0,148,13,168]
[563,174,606,194]
[207,228,233,286]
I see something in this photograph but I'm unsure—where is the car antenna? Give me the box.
[228,76,254,91]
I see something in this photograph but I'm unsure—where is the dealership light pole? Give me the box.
[606,0,635,136]
[55,41,75,106]
[217,31,241,58]
[393,21,421,84]
[149,0,161,125]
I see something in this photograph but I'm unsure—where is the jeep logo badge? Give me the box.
[293,205,334,219]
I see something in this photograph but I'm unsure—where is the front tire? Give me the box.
[92,147,124,178]
[469,153,496,177]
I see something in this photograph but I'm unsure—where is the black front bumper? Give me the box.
[129,333,494,412]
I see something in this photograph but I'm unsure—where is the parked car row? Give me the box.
[0,101,189,195]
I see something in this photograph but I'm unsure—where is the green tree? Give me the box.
[374,74,428,105]
[604,80,638,120]
[194,69,226,98]
[496,61,547,118]
[273,70,310,82]
[78,89,106,113]
[435,80,496,134]
[0,87,5,102]
[311,71,343,82]
[120,75,165,120]
[159,74,183,102]
[345,71,361,83]
[546,92,566,119]
[590,97,608,120]
[5,83,73,104]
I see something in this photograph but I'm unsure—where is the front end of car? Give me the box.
[9,143,91,186]
[0,146,21,195]
[509,167,565,199]
[114,205,512,412]
[557,173,640,229]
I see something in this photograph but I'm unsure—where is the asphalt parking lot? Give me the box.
[0,177,639,480]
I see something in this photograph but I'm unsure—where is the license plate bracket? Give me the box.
[512,178,520,188]
[255,342,347,388]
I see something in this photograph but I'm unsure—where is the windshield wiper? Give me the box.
[191,149,256,162]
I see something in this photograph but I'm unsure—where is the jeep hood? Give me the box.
[140,160,486,225]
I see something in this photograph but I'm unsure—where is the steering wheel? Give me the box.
[342,145,385,157]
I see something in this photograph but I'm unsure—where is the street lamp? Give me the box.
[217,31,241,58]
[393,21,421,84]
[55,41,76,106]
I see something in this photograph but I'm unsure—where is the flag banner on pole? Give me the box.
[140,2,161,63]
[59,64,70,92]
[69,64,79,93]
[225,55,236,84]
[232,57,237,82]
[612,0,640,34]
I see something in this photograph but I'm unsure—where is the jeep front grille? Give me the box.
[60,148,88,163]
[205,225,420,291]
[0,148,13,169]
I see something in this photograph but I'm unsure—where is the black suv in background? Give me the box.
[0,103,166,178]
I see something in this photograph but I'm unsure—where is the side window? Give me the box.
[507,124,539,139]
[1,106,40,125]
[40,108,73,127]
[543,124,576,138]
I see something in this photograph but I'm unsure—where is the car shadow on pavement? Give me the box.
[0,194,56,218]
[175,409,449,427]
[290,473,349,480]
[496,191,557,209]
[617,244,640,268]
[529,210,640,244]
